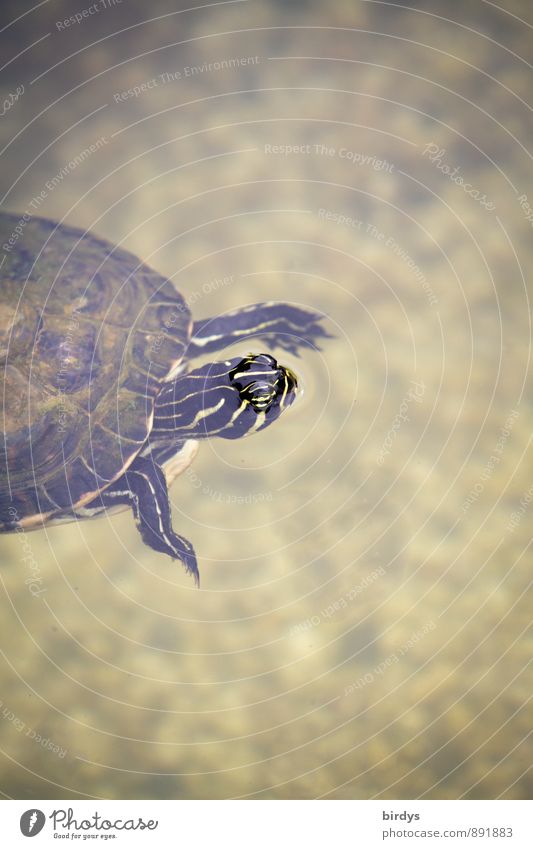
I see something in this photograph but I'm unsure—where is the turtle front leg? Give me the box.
[188,302,331,358]
[91,456,199,585]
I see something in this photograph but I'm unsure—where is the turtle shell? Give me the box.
[0,213,191,529]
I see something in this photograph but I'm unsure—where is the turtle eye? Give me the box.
[240,379,276,412]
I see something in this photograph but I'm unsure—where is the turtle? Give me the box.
[0,213,329,584]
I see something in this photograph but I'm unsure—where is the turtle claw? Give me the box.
[189,303,332,358]
[169,536,200,587]
[128,461,201,585]
[270,322,333,357]
[140,510,199,586]
[93,456,201,585]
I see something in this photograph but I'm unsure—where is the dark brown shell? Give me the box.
[0,213,191,527]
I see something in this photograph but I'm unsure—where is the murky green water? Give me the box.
[0,0,531,799]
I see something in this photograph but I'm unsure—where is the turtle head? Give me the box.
[153,353,299,442]
[228,353,298,416]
